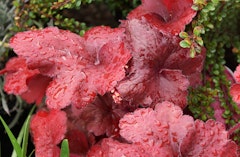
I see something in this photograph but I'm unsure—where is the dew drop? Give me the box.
[117,148,122,151]
[148,139,154,147]
[210,131,214,136]
[162,123,169,129]
[158,140,163,147]
[143,137,149,142]
[40,51,47,55]
[200,142,206,147]
[146,129,154,136]
[158,128,163,132]
[155,121,161,127]
[212,149,218,156]
[62,56,67,61]
[163,130,168,135]
[80,71,87,80]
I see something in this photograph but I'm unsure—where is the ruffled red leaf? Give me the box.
[127,0,196,35]
[0,57,51,104]
[30,109,67,157]
[119,101,195,156]
[181,120,239,157]
[9,27,131,109]
[88,101,239,156]
[0,58,40,94]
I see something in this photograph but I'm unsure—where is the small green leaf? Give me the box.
[206,3,215,11]
[0,116,22,156]
[211,0,219,3]
[193,26,204,36]
[190,47,196,58]
[213,70,220,75]
[60,139,69,157]
[180,39,191,48]
[196,37,204,46]
[179,32,189,39]
[191,5,199,11]
[206,23,214,29]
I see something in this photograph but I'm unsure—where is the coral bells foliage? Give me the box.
[0,0,239,156]
[3,26,131,109]
[87,102,239,157]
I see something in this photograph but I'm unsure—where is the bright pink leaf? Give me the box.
[127,0,196,35]
[30,109,67,157]
[9,27,131,109]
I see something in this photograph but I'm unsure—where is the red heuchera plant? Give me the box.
[87,101,238,156]
[0,0,239,156]
[2,26,131,109]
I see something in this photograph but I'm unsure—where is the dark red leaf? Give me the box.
[65,129,89,155]
[127,0,196,35]
[117,19,195,108]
